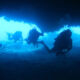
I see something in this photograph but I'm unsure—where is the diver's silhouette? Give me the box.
[25,28,43,47]
[41,29,72,55]
[53,29,72,55]
[7,31,23,42]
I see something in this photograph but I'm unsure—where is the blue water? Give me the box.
[0,16,80,53]
[0,16,80,80]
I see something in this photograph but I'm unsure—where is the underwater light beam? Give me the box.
[0,16,80,50]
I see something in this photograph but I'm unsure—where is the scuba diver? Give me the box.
[7,31,23,42]
[41,29,72,55]
[53,29,72,55]
[25,28,43,47]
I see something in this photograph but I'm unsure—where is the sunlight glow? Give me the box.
[0,16,80,52]
[0,16,41,41]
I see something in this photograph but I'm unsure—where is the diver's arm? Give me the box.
[40,41,53,53]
